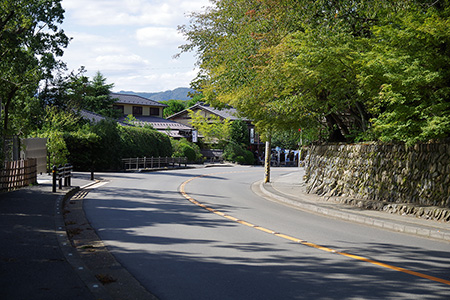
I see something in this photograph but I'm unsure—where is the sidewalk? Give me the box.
[0,173,108,300]
[260,168,450,242]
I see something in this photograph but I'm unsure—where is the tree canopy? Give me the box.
[180,0,450,145]
[0,0,69,135]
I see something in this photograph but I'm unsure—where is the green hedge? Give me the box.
[223,143,255,165]
[119,125,172,158]
[64,121,172,171]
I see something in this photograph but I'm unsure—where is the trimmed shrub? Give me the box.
[171,138,202,162]
[119,125,172,158]
[223,142,255,165]
[64,120,172,171]
[64,128,100,171]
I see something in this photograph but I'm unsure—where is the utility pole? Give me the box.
[298,128,303,168]
[264,137,271,183]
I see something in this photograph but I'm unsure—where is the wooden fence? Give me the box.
[122,157,187,171]
[1,158,37,192]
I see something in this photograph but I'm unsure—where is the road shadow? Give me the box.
[104,236,450,300]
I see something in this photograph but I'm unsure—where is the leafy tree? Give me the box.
[123,114,137,125]
[162,99,186,117]
[180,0,450,145]
[223,142,254,165]
[39,68,84,110]
[271,129,301,150]
[230,119,249,146]
[83,71,120,118]
[41,106,83,133]
[188,109,231,146]
[39,69,121,119]
[186,93,204,108]
[35,106,84,170]
[38,130,69,170]
[0,0,69,136]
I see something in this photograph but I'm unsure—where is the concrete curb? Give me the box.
[258,181,450,242]
[54,186,113,300]
[60,181,159,300]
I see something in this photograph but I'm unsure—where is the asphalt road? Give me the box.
[84,166,450,299]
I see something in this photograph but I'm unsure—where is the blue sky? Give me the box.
[60,0,211,92]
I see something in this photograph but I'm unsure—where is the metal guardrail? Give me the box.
[122,157,187,171]
[52,164,72,192]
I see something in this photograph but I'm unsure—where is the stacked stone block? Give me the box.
[304,141,450,221]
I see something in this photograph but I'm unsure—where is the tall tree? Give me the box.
[162,99,186,117]
[82,71,119,118]
[180,0,450,144]
[0,0,69,135]
[188,109,231,145]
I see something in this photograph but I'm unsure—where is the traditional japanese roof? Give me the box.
[111,93,167,107]
[167,103,244,120]
[79,109,105,123]
[79,109,130,126]
[121,116,191,130]
[118,116,193,138]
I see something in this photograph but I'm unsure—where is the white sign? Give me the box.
[192,130,198,143]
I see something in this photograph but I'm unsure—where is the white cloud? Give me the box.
[95,54,151,71]
[63,0,210,27]
[60,0,210,92]
[136,27,184,47]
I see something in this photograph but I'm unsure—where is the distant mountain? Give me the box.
[118,87,195,101]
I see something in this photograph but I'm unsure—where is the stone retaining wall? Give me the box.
[304,142,450,221]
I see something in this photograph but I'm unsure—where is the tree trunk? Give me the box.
[3,86,19,134]
[325,114,346,142]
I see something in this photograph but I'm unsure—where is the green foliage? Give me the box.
[63,120,173,171]
[83,72,120,118]
[180,0,450,145]
[64,127,100,170]
[186,93,204,108]
[39,69,120,119]
[0,0,69,135]
[63,120,120,171]
[230,119,249,146]
[123,114,137,125]
[161,99,186,117]
[223,142,254,165]
[89,120,122,170]
[271,129,300,150]
[7,92,43,136]
[41,106,83,133]
[37,130,69,170]
[34,107,84,170]
[188,109,231,145]
[171,138,202,162]
[118,125,172,159]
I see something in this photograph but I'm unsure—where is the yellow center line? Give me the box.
[179,172,450,287]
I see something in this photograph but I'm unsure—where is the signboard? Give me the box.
[21,138,47,173]
[192,130,198,143]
